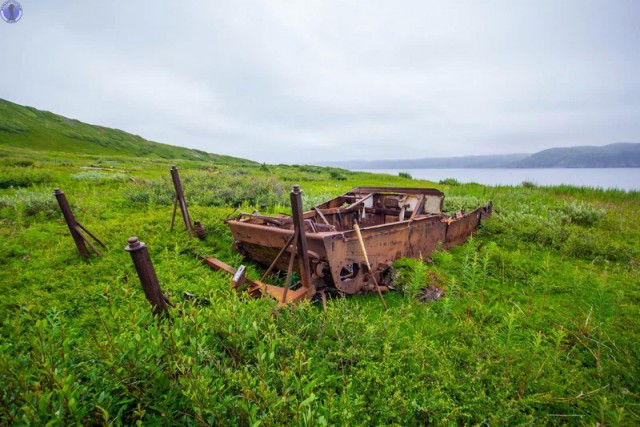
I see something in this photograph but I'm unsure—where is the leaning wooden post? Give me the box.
[54,188,105,258]
[170,165,193,238]
[290,185,314,297]
[125,236,170,316]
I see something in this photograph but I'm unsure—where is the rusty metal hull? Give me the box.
[226,187,492,295]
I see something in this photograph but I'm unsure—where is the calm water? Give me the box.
[357,168,640,191]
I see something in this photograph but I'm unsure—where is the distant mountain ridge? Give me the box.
[320,143,640,169]
[319,154,530,169]
[0,98,253,165]
[509,143,640,168]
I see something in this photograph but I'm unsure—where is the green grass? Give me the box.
[0,98,254,165]
[0,141,639,424]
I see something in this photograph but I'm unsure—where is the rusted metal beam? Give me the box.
[281,232,298,304]
[125,237,170,315]
[260,231,296,282]
[54,189,105,258]
[73,225,103,258]
[170,165,194,238]
[344,193,374,211]
[200,255,310,304]
[290,185,314,298]
[313,207,330,225]
[354,224,387,310]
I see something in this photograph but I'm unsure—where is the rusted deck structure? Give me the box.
[225,186,492,300]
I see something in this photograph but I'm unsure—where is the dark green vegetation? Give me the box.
[0,105,639,424]
[322,142,640,169]
[0,98,253,165]
[1,146,638,425]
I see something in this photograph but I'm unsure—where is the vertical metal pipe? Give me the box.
[54,188,89,258]
[170,165,193,238]
[290,185,314,296]
[125,237,169,315]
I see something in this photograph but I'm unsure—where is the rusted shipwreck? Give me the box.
[210,186,491,304]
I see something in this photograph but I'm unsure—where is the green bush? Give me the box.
[6,158,34,167]
[0,168,48,189]
[297,165,323,174]
[398,171,413,179]
[124,172,287,208]
[439,178,460,186]
[443,195,483,212]
[0,189,60,218]
[556,200,606,226]
[329,171,346,181]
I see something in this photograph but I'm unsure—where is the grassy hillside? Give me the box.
[0,98,254,165]
[0,143,639,423]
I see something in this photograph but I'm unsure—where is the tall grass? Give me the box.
[0,145,638,424]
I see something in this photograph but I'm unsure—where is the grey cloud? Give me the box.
[1,0,639,163]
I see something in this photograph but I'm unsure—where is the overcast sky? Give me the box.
[1,1,639,163]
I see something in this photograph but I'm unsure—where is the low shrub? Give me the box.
[439,178,460,186]
[297,165,323,174]
[443,195,483,212]
[329,171,347,181]
[0,190,61,218]
[6,158,34,167]
[124,172,287,208]
[0,168,49,189]
[398,171,413,179]
[393,258,429,297]
[555,200,606,226]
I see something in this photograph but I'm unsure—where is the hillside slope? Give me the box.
[0,98,253,164]
[509,142,640,168]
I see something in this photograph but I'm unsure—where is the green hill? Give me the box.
[0,98,253,164]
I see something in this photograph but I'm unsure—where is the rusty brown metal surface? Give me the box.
[170,165,194,238]
[200,255,308,303]
[194,220,206,239]
[125,236,170,315]
[289,185,314,298]
[224,186,492,301]
[54,188,106,258]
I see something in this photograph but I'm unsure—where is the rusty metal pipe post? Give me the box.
[125,237,169,315]
[290,185,314,297]
[54,188,89,258]
[170,165,193,238]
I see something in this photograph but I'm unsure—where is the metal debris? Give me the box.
[210,186,492,304]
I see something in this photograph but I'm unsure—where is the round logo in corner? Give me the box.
[1,0,23,23]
